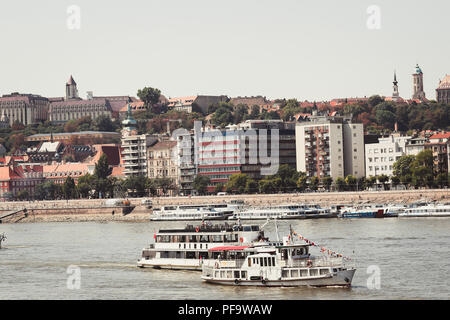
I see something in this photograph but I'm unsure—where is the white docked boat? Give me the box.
[201,236,355,287]
[399,203,450,217]
[229,204,335,220]
[150,200,246,221]
[137,221,277,270]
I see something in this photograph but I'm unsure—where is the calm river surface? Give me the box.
[1,218,449,299]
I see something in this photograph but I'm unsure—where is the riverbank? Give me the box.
[0,188,448,224]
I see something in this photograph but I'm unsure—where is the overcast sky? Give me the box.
[0,0,449,102]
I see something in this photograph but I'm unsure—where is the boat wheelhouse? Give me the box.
[201,242,355,287]
[137,222,276,270]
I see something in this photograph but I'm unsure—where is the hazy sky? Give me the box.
[0,0,449,102]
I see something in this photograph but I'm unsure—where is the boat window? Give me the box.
[212,235,223,242]
[260,258,264,266]
[215,271,219,278]
[243,226,252,231]
[310,269,318,276]
[291,269,299,278]
[248,258,252,267]
[282,270,289,278]
[186,251,196,259]
[272,257,275,266]
[234,271,240,279]
[333,268,338,273]
[227,271,233,279]
[300,269,308,277]
[251,226,259,231]
[194,244,197,249]
[220,271,226,278]
[180,235,186,242]
[200,235,209,242]
[320,269,329,275]
[161,251,169,258]
[241,271,247,279]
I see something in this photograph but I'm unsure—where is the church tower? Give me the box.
[392,71,400,101]
[65,75,79,100]
[412,64,426,100]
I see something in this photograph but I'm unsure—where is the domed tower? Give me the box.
[412,64,426,100]
[121,103,138,137]
[65,75,79,100]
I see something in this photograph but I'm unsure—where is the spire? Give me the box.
[393,71,398,85]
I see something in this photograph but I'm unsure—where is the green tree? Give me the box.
[309,176,319,191]
[137,87,161,109]
[245,179,258,194]
[335,177,346,192]
[322,176,333,191]
[296,175,308,192]
[193,175,210,195]
[63,176,77,199]
[377,174,390,190]
[17,190,29,201]
[225,173,249,194]
[77,174,93,198]
[344,175,357,191]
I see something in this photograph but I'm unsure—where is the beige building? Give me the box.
[436,75,450,104]
[0,93,49,126]
[147,141,179,184]
[296,115,364,180]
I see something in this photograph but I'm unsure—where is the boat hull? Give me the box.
[202,269,355,287]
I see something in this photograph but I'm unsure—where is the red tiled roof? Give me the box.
[429,132,450,140]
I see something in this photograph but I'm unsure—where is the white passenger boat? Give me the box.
[201,235,355,287]
[137,221,278,270]
[399,203,450,217]
[150,200,246,221]
[229,204,335,220]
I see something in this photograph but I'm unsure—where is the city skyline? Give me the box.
[1,1,449,101]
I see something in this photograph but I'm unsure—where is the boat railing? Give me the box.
[202,259,247,269]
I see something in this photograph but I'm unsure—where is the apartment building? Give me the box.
[295,115,364,180]
[365,135,411,177]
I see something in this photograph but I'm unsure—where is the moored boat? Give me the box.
[137,221,277,270]
[201,233,355,287]
[399,203,450,217]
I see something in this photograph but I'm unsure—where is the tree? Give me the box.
[245,179,258,194]
[215,183,225,194]
[17,190,29,201]
[92,154,113,198]
[193,175,210,195]
[366,176,377,190]
[63,176,77,199]
[77,174,93,198]
[309,176,319,191]
[122,176,150,197]
[137,87,161,109]
[377,174,390,190]
[393,155,416,177]
[154,177,175,195]
[322,176,333,191]
[391,176,400,189]
[435,173,449,188]
[345,175,357,191]
[335,177,346,192]
[225,173,249,194]
[296,175,308,192]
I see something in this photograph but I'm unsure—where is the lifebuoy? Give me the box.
[261,279,267,285]
[195,227,199,232]
[234,279,239,285]
[239,237,244,243]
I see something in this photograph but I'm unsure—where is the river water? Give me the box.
[0,218,449,300]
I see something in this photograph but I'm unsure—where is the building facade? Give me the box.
[147,140,179,193]
[296,115,365,180]
[365,135,411,177]
[436,75,450,104]
[0,93,49,126]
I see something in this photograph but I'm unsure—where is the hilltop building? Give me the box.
[436,75,450,104]
[412,64,426,101]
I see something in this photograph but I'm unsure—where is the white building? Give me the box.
[365,135,411,177]
[295,115,365,180]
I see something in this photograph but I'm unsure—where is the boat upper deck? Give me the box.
[157,223,260,234]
